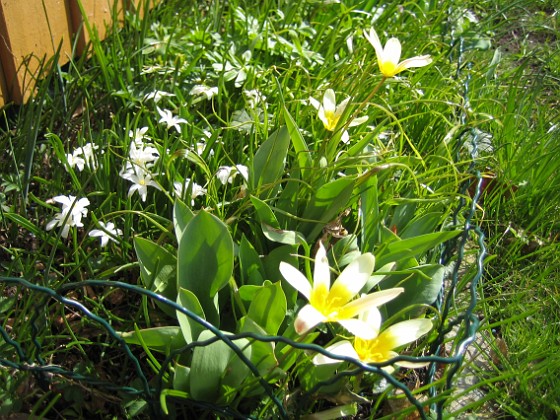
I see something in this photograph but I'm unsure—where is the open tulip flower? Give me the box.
[309,89,368,143]
[364,27,432,78]
[279,243,404,339]
[313,307,433,369]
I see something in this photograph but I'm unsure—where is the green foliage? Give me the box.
[2,0,558,418]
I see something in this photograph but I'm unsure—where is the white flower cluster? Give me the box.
[65,143,100,172]
[46,195,90,238]
[119,127,162,202]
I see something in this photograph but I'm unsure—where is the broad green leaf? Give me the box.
[190,330,251,402]
[238,284,262,303]
[120,326,186,353]
[239,235,266,286]
[220,337,252,400]
[177,288,206,343]
[382,264,445,317]
[261,223,306,246]
[331,234,361,268]
[399,211,446,239]
[173,199,194,243]
[173,363,190,392]
[262,244,299,307]
[177,210,234,326]
[376,230,462,267]
[239,316,280,379]
[247,281,286,335]
[134,237,177,318]
[300,176,356,240]
[251,125,290,198]
[359,175,380,254]
[250,195,281,229]
[283,106,311,178]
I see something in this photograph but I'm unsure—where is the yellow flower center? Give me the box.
[379,60,397,78]
[323,110,339,131]
[310,283,353,320]
[354,335,397,363]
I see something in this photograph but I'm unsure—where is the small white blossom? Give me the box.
[129,127,149,144]
[89,221,123,247]
[120,167,162,202]
[173,179,207,205]
[216,164,249,185]
[157,107,187,133]
[65,143,100,171]
[46,195,90,238]
[143,90,175,103]
[189,85,219,101]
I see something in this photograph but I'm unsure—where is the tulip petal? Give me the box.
[348,115,368,127]
[380,318,433,348]
[280,262,312,299]
[334,97,350,119]
[364,28,383,57]
[341,287,404,318]
[323,89,336,115]
[309,96,321,110]
[294,304,326,335]
[313,340,358,365]
[394,55,433,73]
[313,242,331,293]
[383,38,402,66]
[329,253,375,302]
[338,318,379,339]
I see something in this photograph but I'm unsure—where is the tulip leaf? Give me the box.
[173,199,194,243]
[239,316,280,379]
[382,264,445,317]
[176,287,206,343]
[250,195,281,229]
[375,230,462,268]
[134,237,177,318]
[283,106,311,178]
[190,330,251,403]
[173,363,190,392]
[247,281,287,335]
[177,210,234,326]
[239,234,266,286]
[120,326,186,353]
[300,176,356,240]
[251,125,290,198]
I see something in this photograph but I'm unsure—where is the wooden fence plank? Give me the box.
[0,0,157,106]
[69,0,124,56]
[0,0,74,103]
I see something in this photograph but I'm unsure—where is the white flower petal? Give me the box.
[334,97,350,119]
[330,252,375,299]
[313,242,331,293]
[383,37,402,66]
[338,318,379,339]
[279,262,312,299]
[322,89,336,115]
[342,287,404,317]
[348,115,369,127]
[294,304,326,335]
[313,340,358,365]
[364,28,383,57]
[381,318,432,348]
[395,55,433,72]
[309,97,321,110]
